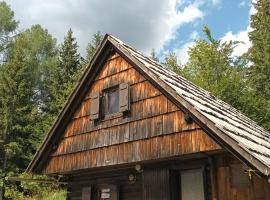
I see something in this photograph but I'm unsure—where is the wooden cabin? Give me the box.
[27,34,270,200]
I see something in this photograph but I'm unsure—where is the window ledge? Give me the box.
[102,112,123,121]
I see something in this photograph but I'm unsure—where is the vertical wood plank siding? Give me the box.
[142,168,170,200]
[43,53,221,174]
[68,170,143,200]
[215,155,270,200]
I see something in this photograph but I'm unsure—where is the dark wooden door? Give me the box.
[142,168,171,200]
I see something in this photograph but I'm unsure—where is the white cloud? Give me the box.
[190,31,199,40]
[5,0,204,57]
[239,1,247,7]
[211,0,220,7]
[221,27,251,56]
[175,41,195,64]
[221,1,255,56]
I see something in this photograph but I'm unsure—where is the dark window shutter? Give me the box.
[90,92,100,120]
[82,187,91,200]
[119,83,130,112]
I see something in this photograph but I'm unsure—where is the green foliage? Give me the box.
[59,29,81,81]
[0,24,58,173]
[6,188,66,200]
[179,25,270,131]
[245,0,270,130]
[164,52,182,75]
[5,173,66,200]
[0,3,103,199]
[0,39,38,172]
[0,1,18,54]
[0,1,17,35]
[85,31,103,62]
[46,28,81,121]
[182,25,248,108]
[249,0,270,99]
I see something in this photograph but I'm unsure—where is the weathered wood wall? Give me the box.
[68,169,142,200]
[142,168,170,200]
[43,53,221,174]
[214,155,270,200]
[67,154,270,200]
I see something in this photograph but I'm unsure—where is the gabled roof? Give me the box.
[27,34,270,176]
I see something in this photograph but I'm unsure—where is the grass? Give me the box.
[25,190,66,200]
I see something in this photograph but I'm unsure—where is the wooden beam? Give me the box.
[6,177,67,185]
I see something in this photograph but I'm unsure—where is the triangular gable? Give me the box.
[27,34,270,177]
[41,52,220,174]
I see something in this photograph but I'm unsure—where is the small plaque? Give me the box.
[101,193,110,199]
[101,188,110,193]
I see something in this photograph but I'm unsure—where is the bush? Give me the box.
[3,173,66,200]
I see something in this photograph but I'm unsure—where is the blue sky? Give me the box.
[161,0,252,63]
[6,0,253,64]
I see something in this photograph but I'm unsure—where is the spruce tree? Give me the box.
[85,31,103,62]
[0,35,38,173]
[59,28,81,83]
[249,0,270,99]
[0,24,58,178]
[150,48,159,62]
[183,26,248,108]
[47,29,81,118]
[164,52,181,74]
[0,1,18,61]
[246,0,270,130]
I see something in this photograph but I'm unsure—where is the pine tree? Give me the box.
[0,1,18,61]
[150,48,159,62]
[246,0,270,130]
[183,26,248,108]
[0,35,38,173]
[85,31,103,62]
[182,25,270,131]
[59,28,81,83]
[249,0,270,99]
[47,29,81,119]
[164,52,181,74]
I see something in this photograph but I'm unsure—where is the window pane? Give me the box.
[181,169,205,200]
[107,89,119,114]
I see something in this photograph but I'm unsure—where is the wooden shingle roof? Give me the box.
[109,35,270,175]
[27,34,270,176]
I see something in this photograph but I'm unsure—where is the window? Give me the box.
[180,169,205,200]
[103,87,119,115]
[90,83,130,120]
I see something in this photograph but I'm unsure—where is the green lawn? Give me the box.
[26,190,66,200]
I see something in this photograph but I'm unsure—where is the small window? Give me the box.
[180,169,205,200]
[90,83,130,120]
[103,87,119,115]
